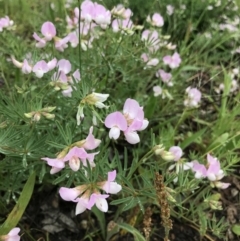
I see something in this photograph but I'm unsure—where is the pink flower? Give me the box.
[88,193,109,212]
[41,157,66,174]
[0,16,14,31]
[59,185,87,201]
[0,227,21,241]
[163,52,181,69]
[63,147,89,171]
[184,87,202,107]
[22,59,32,74]
[147,13,164,27]
[166,5,174,15]
[98,170,122,194]
[105,98,148,144]
[33,32,47,48]
[153,85,162,97]
[54,35,70,52]
[32,60,49,78]
[112,18,133,33]
[156,69,173,86]
[41,21,56,41]
[105,112,127,139]
[169,146,183,161]
[81,0,111,28]
[82,126,101,150]
[57,59,71,74]
[192,154,230,189]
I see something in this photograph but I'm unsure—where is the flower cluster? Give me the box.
[59,170,122,214]
[105,98,149,144]
[51,59,81,97]
[11,56,57,78]
[41,127,100,174]
[192,154,230,189]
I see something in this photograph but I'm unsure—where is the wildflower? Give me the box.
[0,227,21,241]
[42,126,100,173]
[192,154,230,189]
[163,52,181,69]
[146,13,164,27]
[105,98,148,144]
[0,16,14,32]
[32,60,49,78]
[33,21,56,47]
[97,170,122,194]
[184,87,202,107]
[59,170,121,214]
[81,0,111,28]
[111,4,132,19]
[153,85,162,97]
[166,5,174,15]
[112,18,134,34]
[77,93,109,125]
[156,69,173,86]
[105,112,127,140]
[168,146,193,182]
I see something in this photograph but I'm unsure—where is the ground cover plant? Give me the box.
[1,0,240,240]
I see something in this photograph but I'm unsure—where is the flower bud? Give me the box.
[24,112,35,118]
[41,106,56,112]
[42,112,55,119]
[161,150,175,161]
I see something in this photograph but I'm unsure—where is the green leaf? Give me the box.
[0,172,36,235]
[180,128,207,149]
[117,222,145,241]
[232,224,240,236]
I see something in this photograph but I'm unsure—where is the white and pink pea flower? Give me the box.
[111,4,132,19]
[0,16,14,32]
[141,30,160,52]
[153,85,162,97]
[59,170,122,214]
[156,69,173,86]
[166,5,174,16]
[42,126,100,174]
[51,59,81,97]
[112,18,134,34]
[184,87,202,108]
[33,21,56,48]
[141,53,159,68]
[81,0,111,28]
[98,170,122,194]
[11,56,57,78]
[163,52,181,69]
[168,146,193,182]
[0,227,21,241]
[146,13,164,27]
[105,98,149,144]
[192,154,230,189]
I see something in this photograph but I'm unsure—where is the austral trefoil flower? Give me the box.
[42,126,100,174]
[184,87,202,108]
[168,146,193,182]
[105,98,149,144]
[77,92,109,125]
[0,227,21,241]
[59,170,121,214]
[163,52,181,69]
[97,170,122,194]
[146,13,164,27]
[192,154,230,189]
